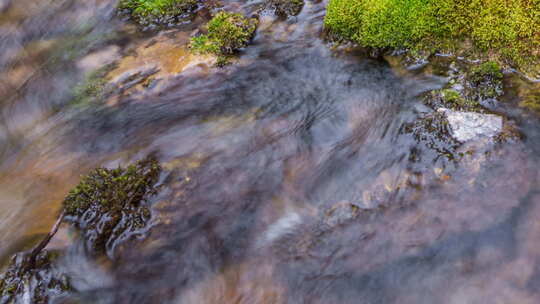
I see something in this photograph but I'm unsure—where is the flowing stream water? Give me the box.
[1,0,540,303]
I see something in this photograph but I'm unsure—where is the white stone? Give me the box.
[438,108,503,142]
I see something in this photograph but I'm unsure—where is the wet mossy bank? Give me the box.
[324,0,540,77]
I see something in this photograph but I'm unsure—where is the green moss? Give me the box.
[70,65,114,107]
[324,0,540,70]
[440,89,482,111]
[269,0,305,17]
[118,0,199,26]
[466,61,504,100]
[0,251,71,303]
[520,97,540,114]
[63,156,161,253]
[468,61,503,84]
[189,11,258,64]
[441,89,464,104]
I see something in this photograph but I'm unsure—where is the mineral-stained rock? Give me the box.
[437,108,503,142]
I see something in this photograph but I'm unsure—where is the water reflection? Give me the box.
[0,0,539,303]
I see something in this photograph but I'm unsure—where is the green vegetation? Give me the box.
[269,0,305,16]
[520,95,540,114]
[324,0,540,70]
[468,61,504,85]
[118,0,198,26]
[71,65,112,107]
[63,156,161,253]
[190,11,258,65]
[0,251,71,303]
[466,61,504,99]
[439,89,481,111]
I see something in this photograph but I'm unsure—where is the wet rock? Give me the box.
[323,201,360,228]
[76,45,121,74]
[466,61,504,101]
[118,0,201,28]
[0,251,71,304]
[401,111,460,161]
[109,64,160,94]
[268,0,304,17]
[62,156,161,256]
[437,108,503,142]
[189,11,259,65]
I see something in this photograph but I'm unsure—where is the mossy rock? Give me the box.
[0,251,71,304]
[468,61,503,85]
[189,11,258,65]
[466,61,504,100]
[269,0,304,17]
[323,0,540,72]
[424,89,484,113]
[118,0,199,27]
[63,156,161,255]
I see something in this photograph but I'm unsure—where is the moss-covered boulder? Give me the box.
[118,0,199,27]
[324,0,540,72]
[189,11,258,65]
[63,156,161,255]
[269,0,304,17]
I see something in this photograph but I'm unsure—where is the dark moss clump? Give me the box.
[63,156,161,255]
[425,89,484,112]
[468,61,503,84]
[118,0,199,27]
[0,251,71,304]
[466,61,504,100]
[190,11,258,65]
[269,0,304,17]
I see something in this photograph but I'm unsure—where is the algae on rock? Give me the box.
[269,0,304,17]
[63,156,161,255]
[190,11,258,65]
[118,0,199,27]
[0,251,71,304]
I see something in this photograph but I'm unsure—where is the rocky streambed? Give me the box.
[1,0,540,303]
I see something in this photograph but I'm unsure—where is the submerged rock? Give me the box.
[63,156,161,256]
[118,0,200,28]
[0,251,71,304]
[437,108,503,142]
[268,0,304,17]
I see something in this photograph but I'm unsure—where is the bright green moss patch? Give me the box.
[189,11,258,65]
[324,0,540,71]
[118,0,199,26]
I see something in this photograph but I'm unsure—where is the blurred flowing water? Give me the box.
[1,0,539,303]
